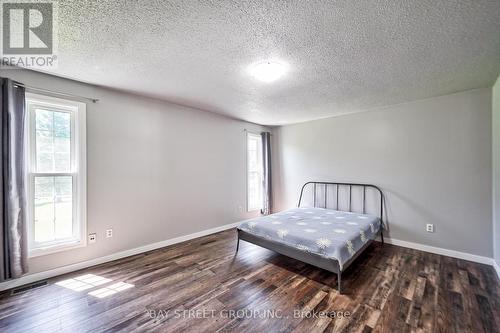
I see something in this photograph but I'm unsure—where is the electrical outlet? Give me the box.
[106,229,113,238]
[88,233,97,243]
[426,224,434,233]
[238,206,243,213]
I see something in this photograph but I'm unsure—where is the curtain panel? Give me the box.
[0,77,28,281]
[261,132,272,215]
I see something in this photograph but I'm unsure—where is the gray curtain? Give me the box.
[0,78,28,281]
[261,132,272,215]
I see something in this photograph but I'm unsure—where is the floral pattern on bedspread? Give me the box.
[237,207,381,269]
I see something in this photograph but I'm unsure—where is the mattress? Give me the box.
[237,207,381,269]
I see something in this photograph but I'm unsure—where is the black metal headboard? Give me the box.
[298,182,384,221]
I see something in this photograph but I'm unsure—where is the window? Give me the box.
[247,132,263,212]
[26,93,86,257]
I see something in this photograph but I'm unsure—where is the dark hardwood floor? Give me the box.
[0,229,498,333]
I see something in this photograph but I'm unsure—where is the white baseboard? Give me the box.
[380,237,495,266]
[493,261,500,280]
[0,222,240,292]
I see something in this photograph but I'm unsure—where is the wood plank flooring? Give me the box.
[0,229,498,333]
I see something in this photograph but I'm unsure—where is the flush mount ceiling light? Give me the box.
[248,60,288,83]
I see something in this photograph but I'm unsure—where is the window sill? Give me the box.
[29,240,86,258]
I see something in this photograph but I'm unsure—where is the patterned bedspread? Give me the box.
[237,207,381,269]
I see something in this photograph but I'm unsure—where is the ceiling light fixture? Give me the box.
[248,60,288,83]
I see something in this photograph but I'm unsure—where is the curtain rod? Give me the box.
[243,129,272,134]
[13,83,99,103]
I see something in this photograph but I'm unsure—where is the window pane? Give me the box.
[54,177,73,239]
[36,129,53,152]
[34,177,55,242]
[247,134,263,211]
[35,109,71,173]
[34,176,73,243]
[248,149,258,170]
[35,109,53,131]
[53,112,71,138]
[248,138,257,151]
[248,171,262,210]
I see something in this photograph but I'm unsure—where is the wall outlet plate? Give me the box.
[88,233,97,243]
[106,229,113,238]
[426,224,434,233]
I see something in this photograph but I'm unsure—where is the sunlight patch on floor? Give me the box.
[87,282,134,298]
[55,274,112,291]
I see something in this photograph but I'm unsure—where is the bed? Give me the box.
[236,182,384,293]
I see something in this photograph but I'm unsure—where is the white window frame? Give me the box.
[26,93,87,257]
[246,132,263,212]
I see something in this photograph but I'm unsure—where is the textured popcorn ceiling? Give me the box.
[42,1,500,124]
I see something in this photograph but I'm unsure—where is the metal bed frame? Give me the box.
[236,181,384,293]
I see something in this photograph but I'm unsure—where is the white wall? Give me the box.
[0,68,267,275]
[493,76,500,269]
[272,88,493,257]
